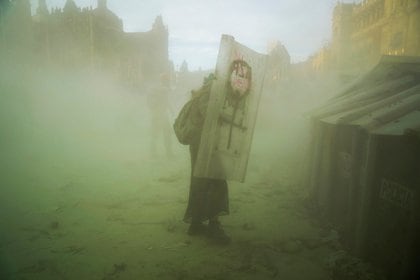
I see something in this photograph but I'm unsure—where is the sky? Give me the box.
[29,0,356,71]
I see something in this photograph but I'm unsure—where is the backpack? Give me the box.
[173,98,197,145]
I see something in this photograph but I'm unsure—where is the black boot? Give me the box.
[187,222,208,236]
[207,220,231,245]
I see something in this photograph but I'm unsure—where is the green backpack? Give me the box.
[173,98,197,145]
[174,76,213,145]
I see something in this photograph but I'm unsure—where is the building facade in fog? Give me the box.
[309,0,420,78]
[0,0,169,88]
[266,41,291,89]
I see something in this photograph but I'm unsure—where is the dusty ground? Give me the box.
[0,68,372,280]
[1,152,341,280]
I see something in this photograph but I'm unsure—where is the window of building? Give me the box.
[390,32,403,49]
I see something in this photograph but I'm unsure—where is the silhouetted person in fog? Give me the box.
[182,74,231,245]
[147,74,173,158]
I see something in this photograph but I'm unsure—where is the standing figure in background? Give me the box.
[147,73,174,158]
[176,74,231,245]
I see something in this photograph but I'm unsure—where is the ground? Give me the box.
[0,68,376,280]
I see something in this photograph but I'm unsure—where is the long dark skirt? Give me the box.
[183,144,229,223]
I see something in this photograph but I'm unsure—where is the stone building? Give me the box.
[0,0,32,52]
[331,2,354,74]
[266,41,291,87]
[310,45,332,74]
[345,0,420,72]
[0,0,169,88]
[309,0,420,78]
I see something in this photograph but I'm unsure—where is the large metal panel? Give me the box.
[305,56,420,280]
[313,122,337,210]
[355,111,420,280]
[194,35,267,182]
